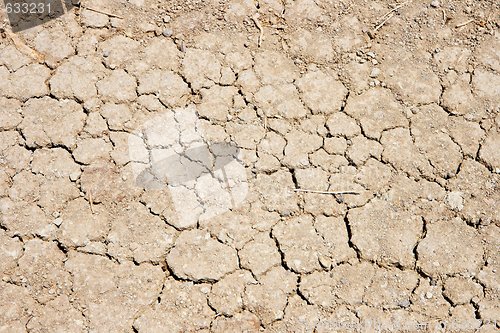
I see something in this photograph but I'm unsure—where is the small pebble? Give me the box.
[399,299,411,308]
[318,255,332,269]
[446,191,464,212]
[162,28,173,37]
[53,218,63,227]
[430,0,440,8]
[163,15,171,23]
[370,68,381,78]
[139,22,157,33]
[102,50,110,57]
[425,292,433,299]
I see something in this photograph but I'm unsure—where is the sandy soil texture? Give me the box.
[0,0,499,332]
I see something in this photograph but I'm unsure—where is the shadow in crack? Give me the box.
[4,0,75,32]
[136,142,240,190]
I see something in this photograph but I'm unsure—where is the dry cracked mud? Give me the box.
[0,0,499,332]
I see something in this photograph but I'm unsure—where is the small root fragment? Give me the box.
[252,13,264,47]
[294,189,360,195]
[88,190,95,214]
[455,19,475,29]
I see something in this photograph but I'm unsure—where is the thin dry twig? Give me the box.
[378,1,410,21]
[455,19,475,28]
[374,12,396,32]
[5,30,44,62]
[294,189,360,195]
[252,13,264,47]
[83,6,124,19]
[372,1,410,33]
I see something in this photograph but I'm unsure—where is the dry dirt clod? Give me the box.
[417,218,484,277]
[166,230,239,282]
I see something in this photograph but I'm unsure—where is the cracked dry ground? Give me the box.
[0,0,499,332]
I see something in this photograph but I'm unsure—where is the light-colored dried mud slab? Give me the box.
[417,218,484,277]
[166,229,238,281]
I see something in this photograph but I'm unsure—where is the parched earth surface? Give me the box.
[0,0,499,332]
